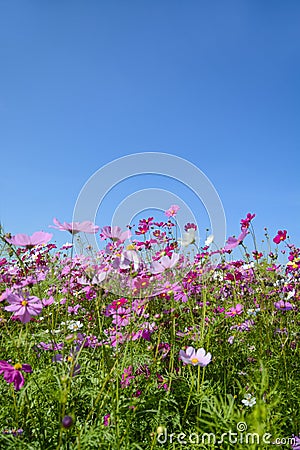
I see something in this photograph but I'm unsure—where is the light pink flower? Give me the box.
[179,346,212,367]
[7,232,52,248]
[224,228,249,251]
[50,218,99,235]
[165,205,180,217]
[100,226,131,243]
[151,253,180,274]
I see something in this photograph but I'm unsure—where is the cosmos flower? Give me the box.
[224,228,249,251]
[0,360,32,391]
[100,226,131,243]
[165,205,180,217]
[273,230,287,244]
[7,231,53,248]
[225,303,244,317]
[274,300,293,311]
[50,218,99,234]
[179,346,212,367]
[205,234,214,246]
[179,228,196,248]
[151,253,180,274]
[4,292,43,323]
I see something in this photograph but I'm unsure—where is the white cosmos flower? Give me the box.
[61,320,83,332]
[205,234,214,246]
[179,229,196,247]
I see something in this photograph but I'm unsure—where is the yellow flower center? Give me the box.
[21,300,28,306]
[191,358,198,364]
[14,363,22,370]
[67,356,73,363]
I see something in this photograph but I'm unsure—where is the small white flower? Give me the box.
[61,320,83,332]
[241,393,256,407]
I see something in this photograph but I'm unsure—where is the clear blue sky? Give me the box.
[1,1,299,252]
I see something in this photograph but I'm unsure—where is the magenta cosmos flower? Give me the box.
[273,230,287,244]
[0,360,32,391]
[179,346,212,367]
[100,226,131,243]
[7,231,52,248]
[50,218,99,234]
[4,292,43,323]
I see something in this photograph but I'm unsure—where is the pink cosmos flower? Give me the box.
[179,346,212,367]
[225,303,244,317]
[4,292,43,323]
[121,366,135,388]
[7,231,53,248]
[165,205,180,217]
[273,230,287,244]
[0,360,32,391]
[151,253,180,274]
[111,307,131,327]
[224,228,249,251]
[50,218,99,234]
[100,226,131,243]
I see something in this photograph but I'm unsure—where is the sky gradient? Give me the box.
[1,1,299,253]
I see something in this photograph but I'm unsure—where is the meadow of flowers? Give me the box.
[0,208,299,449]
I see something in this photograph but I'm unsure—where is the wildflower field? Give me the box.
[0,209,299,449]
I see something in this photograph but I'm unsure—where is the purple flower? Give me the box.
[274,300,293,311]
[224,228,249,251]
[111,307,131,327]
[291,435,300,450]
[103,414,110,426]
[0,360,32,391]
[62,416,73,428]
[7,231,53,248]
[50,218,99,235]
[4,292,43,323]
[179,346,212,367]
[228,335,235,344]
[230,319,254,331]
[37,342,64,351]
[53,352,81,377]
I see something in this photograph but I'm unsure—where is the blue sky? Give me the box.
[1,1,299,254]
